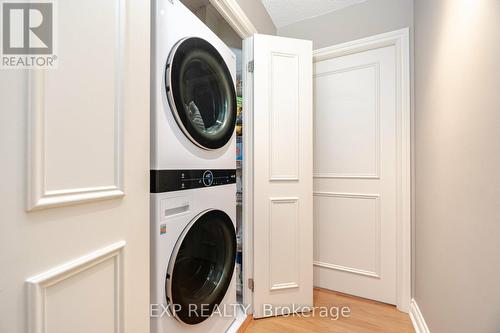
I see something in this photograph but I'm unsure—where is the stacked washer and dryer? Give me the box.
[150,1,238,332]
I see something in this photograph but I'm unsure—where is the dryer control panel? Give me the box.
[150,169,236,193]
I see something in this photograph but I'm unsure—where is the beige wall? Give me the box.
[236,0,276,35]
[414,1,500,332]
[277,0,412,49]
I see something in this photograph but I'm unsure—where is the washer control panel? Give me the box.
[151,169,236,193]
[202,170,214,187]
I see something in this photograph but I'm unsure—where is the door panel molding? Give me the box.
[27,0,125,211]
[313,63,381,179]
[268,197,300,291]
[313,192,381,279]
[26,241,125,333]
[313,28,411,312]
[269,52,300,181]
[313,261,380,279]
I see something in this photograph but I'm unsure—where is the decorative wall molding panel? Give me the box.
[27,0,125,210]
[268,197,300,291]
[26,241,125,333]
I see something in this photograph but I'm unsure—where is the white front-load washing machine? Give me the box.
[151,175,237,333]
[151,2,238,331]
[151,0,237,171]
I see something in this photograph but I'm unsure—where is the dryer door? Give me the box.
[166,209,236,325]
[166,37,237,150]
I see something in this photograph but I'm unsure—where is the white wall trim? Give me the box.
[410,299,431,333]
[209,0,258,38]
[313,28,412,312]
[26,0,125,211]
[26,241,126,333]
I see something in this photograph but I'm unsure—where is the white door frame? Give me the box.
[314,29,411,312]
[209,0,257,38]
[208,0,257,313]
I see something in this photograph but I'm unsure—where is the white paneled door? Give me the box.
[246,34,313,318]
[313,42,400,304]
[0,0,150,332]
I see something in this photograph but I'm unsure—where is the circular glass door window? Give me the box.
[166,209,236,325]
[166,37,237,150]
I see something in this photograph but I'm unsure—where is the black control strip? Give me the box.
[150,169,236,193]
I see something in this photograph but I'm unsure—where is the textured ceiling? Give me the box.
[261,0,367,28]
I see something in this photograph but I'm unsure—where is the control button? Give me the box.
[202,170,214,186]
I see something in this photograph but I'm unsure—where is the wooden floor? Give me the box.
[244,288,414,333]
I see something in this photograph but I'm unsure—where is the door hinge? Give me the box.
[247,61,254,73]
[248,278,254,292]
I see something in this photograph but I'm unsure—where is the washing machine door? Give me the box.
[166,209,236,325]
[166,37,237,150]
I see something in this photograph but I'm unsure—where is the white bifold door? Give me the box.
[313,43,398,304]
[244,34,313,318]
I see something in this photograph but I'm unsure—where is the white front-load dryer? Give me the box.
[151,0,237,171]
[151,170,237,333]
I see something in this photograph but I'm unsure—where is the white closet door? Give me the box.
[246,34,313,318]
[0,0,150,332]
[313,44,398,305]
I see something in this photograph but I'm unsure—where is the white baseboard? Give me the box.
[409,299,430,333]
